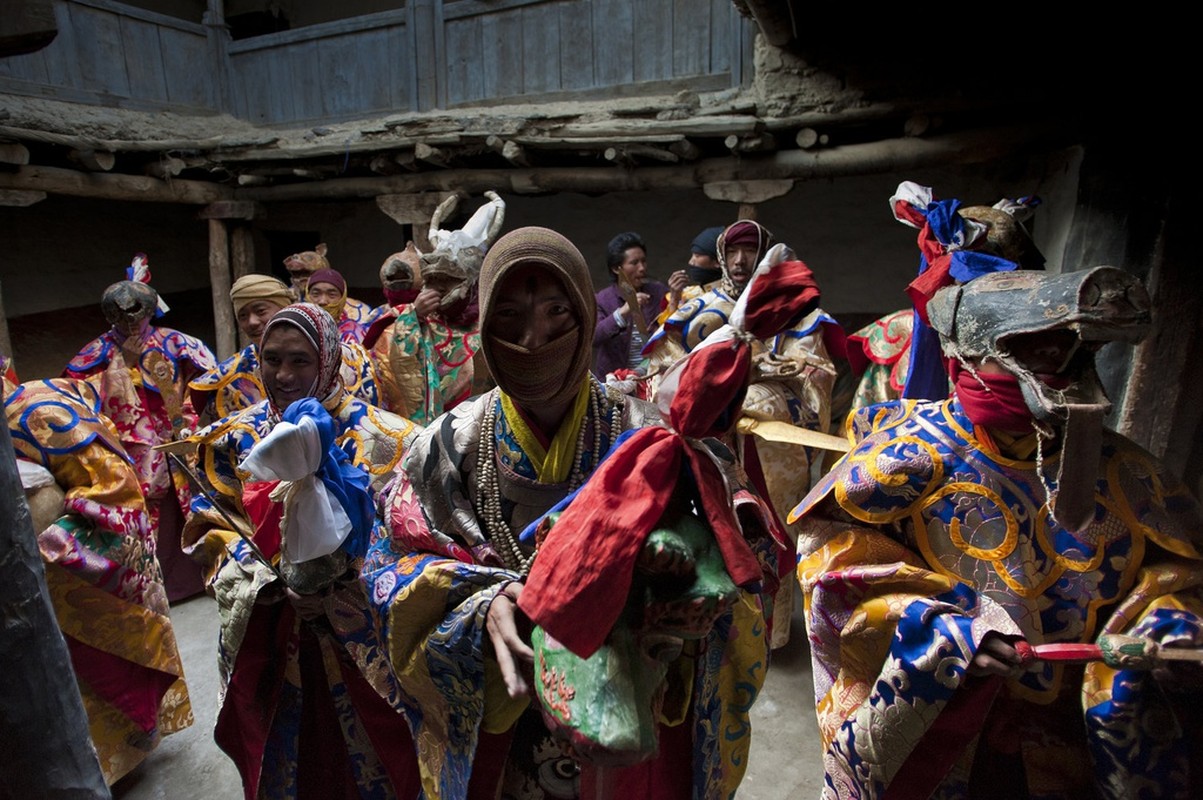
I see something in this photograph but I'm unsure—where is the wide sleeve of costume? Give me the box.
[791,401,1023,798]
[183,400,424,798]
[187,345,265,425]
[368,307,425,418]
[339,340,380,407]
[7,378,193,784]
[360,397,524,799]
[745,307,839,432]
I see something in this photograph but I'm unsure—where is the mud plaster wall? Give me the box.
[2,147,1077,380]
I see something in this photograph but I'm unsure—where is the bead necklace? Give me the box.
[475,383,624,573]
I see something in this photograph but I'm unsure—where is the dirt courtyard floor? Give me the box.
[112,588,826,799]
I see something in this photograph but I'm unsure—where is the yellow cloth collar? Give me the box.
[500,378,591,483]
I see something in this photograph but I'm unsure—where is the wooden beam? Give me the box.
[234,126,1061,202]
[0,143,30,166]
[668,140,702,161]
[414,143,449,168]
[144,156,186,179]
[795,128,820,149]
[904,113,932,138]
[605,144,679,164]
[0,190,46,207]
[208,219,236,360]
[67,149,116,172]
[500,141,530,167]
[725,133,777,154]
[0,165,231,204]
[198,201,261,220]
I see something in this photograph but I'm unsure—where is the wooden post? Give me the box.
[231,225,255,281]
[0,280,12,362]
[0,424,110,799]
[208,218,235,359]
[231,225,255,350]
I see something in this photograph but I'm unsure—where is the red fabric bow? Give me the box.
[519,259,821,658]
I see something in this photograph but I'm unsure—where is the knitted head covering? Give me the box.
[229,274,293,315]
[479,226,595,407]
[305,268,348,320]
[690,226,724,259]
[716,220,773,296]
[259,303,343,413]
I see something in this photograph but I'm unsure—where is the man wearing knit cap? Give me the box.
[664,225,724,316]
[647,219,842,647]
[306,267,369,344]
[190,273,379,425]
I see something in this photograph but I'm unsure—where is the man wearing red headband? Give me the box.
[645,219,842,647]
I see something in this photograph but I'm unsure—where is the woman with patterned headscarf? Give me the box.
[360,226,776,800]
[190,275,380,426]
[182,303,423,800]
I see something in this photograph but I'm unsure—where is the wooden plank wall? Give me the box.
[226,9,412,125]
[441,0,745,107]
[0,0,751,125]
[0,0,216,112]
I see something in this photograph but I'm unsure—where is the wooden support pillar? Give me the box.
[230,225,255,351]
[0,424,110,799]
[68,149,116,172]
[0,281,12,361]
[208,218,235,359]
[231,225,255,281]
[200,201,261,359]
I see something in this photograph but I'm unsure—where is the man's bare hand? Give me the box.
[968,632,1024,677]
[486,583,535,699]
[284,587,326,621]
[414,288,442,319]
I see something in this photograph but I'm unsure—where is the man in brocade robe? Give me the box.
[182,303,422,799]
[792,267,1203,799]
[64,269,216,601]
[5,370,192,785]
[360,226,783,800]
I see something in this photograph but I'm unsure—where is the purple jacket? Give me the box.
[591,280,670,378]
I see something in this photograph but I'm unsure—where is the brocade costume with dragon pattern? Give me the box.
[793,398,1203,799]
[360,383,773,800]
[6,377,193,785]
[181,396,422,800]
[188,341,380,425]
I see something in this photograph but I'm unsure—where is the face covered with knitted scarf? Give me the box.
[479,226,596,409]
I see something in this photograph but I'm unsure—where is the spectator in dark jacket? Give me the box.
[592,232,669,379]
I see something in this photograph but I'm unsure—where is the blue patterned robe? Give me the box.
[182,395,421,800]
[793,398,1203,800]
